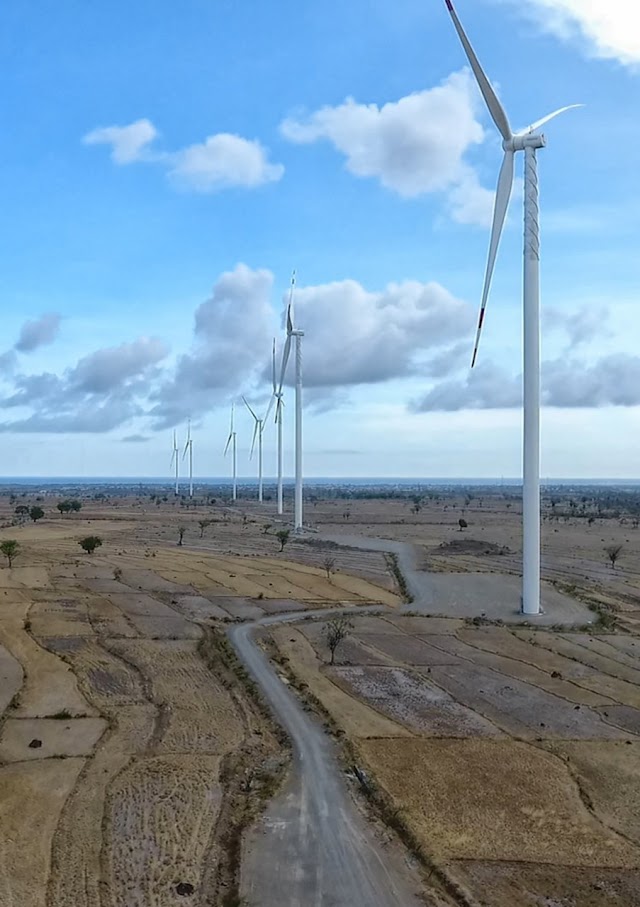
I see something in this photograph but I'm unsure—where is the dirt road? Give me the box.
[229,610,428,907]
[320,532,590,625]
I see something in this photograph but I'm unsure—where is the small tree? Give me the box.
[605,544,623,569]
[14,505,29,520]
[69,500,82,513]
[0,540,19,567]
[30,506,45,523]
[458,518,468,531]
[57,501,71,516]
[276,529,290,552]
[79,536,102,555]
[262,523,272,535]
[325,616,352,665]
[113,567,122,581]
[178,526,186,546]
[198,519,213,538]
[323,555,337,582]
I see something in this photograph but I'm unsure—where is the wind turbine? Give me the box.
[443,0,581,615]
[183,418,194,499]
[170,430,179,495]
[265,337,285,515]
[278,271,304,531]
[243,397,264,503]
[224,403,237,502]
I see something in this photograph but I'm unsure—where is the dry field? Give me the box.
[1,488,639,906]
[271,608,640,905]
[0,501,371,906]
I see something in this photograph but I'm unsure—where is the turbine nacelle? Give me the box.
[505,133,546,153]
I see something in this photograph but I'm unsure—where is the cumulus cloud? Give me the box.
[169,134,284,192]
[151,264,275,426]
[287,278,473,387]
[70,338,168,394]
[544,305,612,349]
[412,354,640,411]
[83,119,158,163]
[507,1,639,66]
[281,70,492,224]
[0,336,169,434]
[84,119,283,192]
[15,313,61,352]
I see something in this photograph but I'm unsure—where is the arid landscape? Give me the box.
[1,484,640,906]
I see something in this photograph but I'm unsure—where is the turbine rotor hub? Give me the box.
[505,133,546,153]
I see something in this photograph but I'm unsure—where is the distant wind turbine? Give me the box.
[243,397,264,503]
[170,430,179,495]
[265,337,285,515]
[224,403,238,502]
[278,271,304,531]
[443,0,581,615]
[183,418,194,499]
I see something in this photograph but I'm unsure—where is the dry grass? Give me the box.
[358,737,639,866]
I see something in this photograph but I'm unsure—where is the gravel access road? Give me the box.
[229,609,430,907]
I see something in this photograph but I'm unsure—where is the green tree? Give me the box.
[458,518,468,531]
[178,526,186,546]
[276,529,290,552]
[29,506,45,523]
[14,505,29,520]
[79,536,102,555]
[69,500,82,513]
[0,540,19,567]
[57,500,72,515]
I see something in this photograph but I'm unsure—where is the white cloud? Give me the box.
[84,120,283,192]
[281,69,492,225]
[290,278,473,387]
[15,313,62,353]
[508,1,640,66]
[169,133,284,191]
[446,167,495,227]
[412,353,640,411]
[83,119,158,164]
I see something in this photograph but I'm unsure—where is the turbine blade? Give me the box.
[286,270,296,334]
[516,104,584,136]
[250,422,259,459]
[471,149,515,369]
[275,396,283,424]
[264,393,276,424]
[278,335,292,393]
[271,338,277,392]
[444,1,512,142]
[242,395,258,421]
[224,433,232,456]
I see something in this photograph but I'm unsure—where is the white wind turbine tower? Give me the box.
[183,419,194,499]
[243,397,264,503]
[224,403,238,502]
[278,272,304,531]
[170,430,179,495]
[264,339,285,515]
[443,0,581,615]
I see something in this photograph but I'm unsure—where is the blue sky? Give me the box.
[0,0,638,478]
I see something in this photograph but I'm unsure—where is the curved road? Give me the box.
[229,610,430,907]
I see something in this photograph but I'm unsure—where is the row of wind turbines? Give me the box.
[171,273,305,532]
[167,0,583,617]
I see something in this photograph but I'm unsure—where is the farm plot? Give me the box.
[358,737,640,866]
[107,639,244,753]
[104,755,223,907]
[333,666,500,736]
